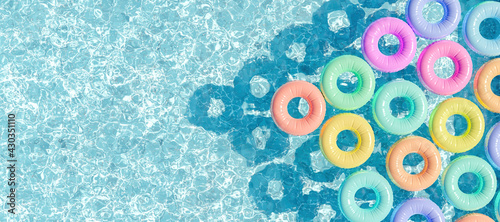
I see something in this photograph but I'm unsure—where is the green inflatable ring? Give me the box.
[372,80,428,135]
[442,155,497,211]
[339,171,393,222]
[495,191,500,221]
[320,55,376,110]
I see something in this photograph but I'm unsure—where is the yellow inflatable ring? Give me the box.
[320,113,375,168]
[429,97,485,153]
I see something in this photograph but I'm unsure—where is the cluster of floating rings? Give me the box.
[268,1,500,220]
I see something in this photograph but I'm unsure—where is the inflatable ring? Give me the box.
[386,136,441,191]
[391,198,445,222]
[362,17,417,73]
[442,155,497,211]
[486,122,500,169]
[429,98,485,153]
[417,40,473,95]
[339,171,393,222]
[271,81,326,136]
[372,80,428,135]
[456,213,495,222]
[406,0,461,39]
[495,191,500,221]
[320,55,376,110]
[320,113,375,168]
[474,58,500,113]
[463,1,500,57]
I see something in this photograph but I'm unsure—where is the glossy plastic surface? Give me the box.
[417,40,473,95]
[456,213,495,222]
[406,0,461,39]
[271,80,326,135]
[320,55,376,110]
[391,198,445,222]
[339,171,393,222]
[372,80,428,135]
[362,17,417,72]
[320,113,375,168]
[463,1,500,56]
[429,97,485,153]
[486,122,500,169]
[386,136,441,191]
[474,58,500,113]
[442,156,497,211]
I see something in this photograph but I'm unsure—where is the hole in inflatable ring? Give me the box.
[403,153,424,175]
[409,214,428,222]
[287,97,309,119]
[390,97,412,118]
[458,172,481,194]
[446,114,468,136]
[480,18,500,40]
[492,75,500,96]
[336,130,358,152]
[433,57,455,79]
[378,34,400,56]
[355,187,377,209]
[423,1,444,24]
[337,72,359,94]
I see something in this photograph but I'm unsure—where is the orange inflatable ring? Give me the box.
[456,213,494,222]
[386,136,441,191]
[271,81,326,136]
[474,58,500,113]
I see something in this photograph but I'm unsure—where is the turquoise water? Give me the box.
[0,0,499,221]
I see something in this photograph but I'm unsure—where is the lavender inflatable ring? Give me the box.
[391,198,445,222]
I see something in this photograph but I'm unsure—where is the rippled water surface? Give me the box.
[0,0,499,221]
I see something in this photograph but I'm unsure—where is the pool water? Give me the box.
[0,0,499,221]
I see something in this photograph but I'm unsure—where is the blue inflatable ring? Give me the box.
[463,1,500,56]
[406,0,461,39]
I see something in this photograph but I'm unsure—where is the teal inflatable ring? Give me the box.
[320,55,376,110]
[339,171,393,222]
[495,191,500,221]
[442,155,497,211]
[372,80,427,135]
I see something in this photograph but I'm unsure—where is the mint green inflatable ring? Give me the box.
[442,155,497,211]
[495,191,500,221]
[321,55,376,110]
[339,171,394,222]
[372,80,428,135]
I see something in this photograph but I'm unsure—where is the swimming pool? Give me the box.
[1,0,499,221]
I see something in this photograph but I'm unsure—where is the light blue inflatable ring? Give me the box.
[372,80,428,135]
[442,155,497,211]
[339,171,393,222]
[463,1,500,56]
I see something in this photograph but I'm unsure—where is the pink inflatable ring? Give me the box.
[271,81,326,136]
[417,40,473,95]
[362,17,417,73]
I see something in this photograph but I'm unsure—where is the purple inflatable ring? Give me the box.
[486,122,500,169]
[391,198,445,222]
